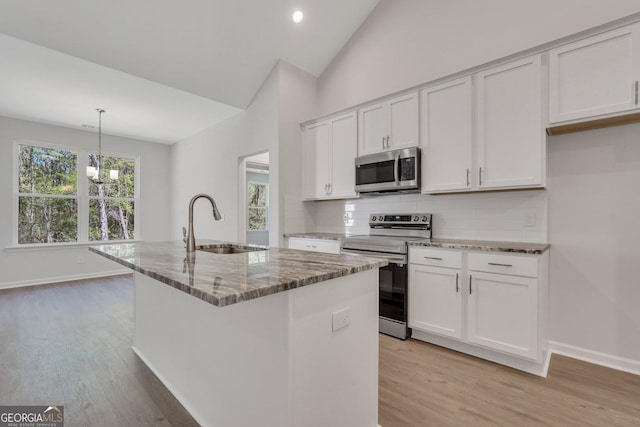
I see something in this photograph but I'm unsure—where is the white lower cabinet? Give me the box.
[409,264,463,339]
[287,237,341,254]
[409,246,548,373]
[467,271,538,360]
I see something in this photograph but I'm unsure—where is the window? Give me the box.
[15,142,138,245]
[17,145,78,243]
[88,154,136,241]
[247,182,267,231]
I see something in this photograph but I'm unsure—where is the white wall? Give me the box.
[170,110,246,244]
[310,191,547,243]
[277,61,318,245]
[0,116,171,289]
[548,124,640,364]
[170,61,317,248]
[318,0,640,115]
[312,0,640,368]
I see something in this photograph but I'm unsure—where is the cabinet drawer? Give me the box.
[468,252,538,278]
[410,247,462,268]
[288,238,341,254]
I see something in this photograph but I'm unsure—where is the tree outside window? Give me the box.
[16,143,137,245]
[18,145,78,243]
[88,154,135,241]
[247,182,267,231]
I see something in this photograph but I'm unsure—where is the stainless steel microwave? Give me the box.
[355,147,421,194]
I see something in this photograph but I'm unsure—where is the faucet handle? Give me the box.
[182,226,188,244]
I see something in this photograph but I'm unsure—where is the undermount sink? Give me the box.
[197,244,267,255]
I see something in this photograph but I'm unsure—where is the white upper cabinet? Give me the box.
[358,93,419,155]
[420,56,544,193]
[476,55,544,189]
[302,121,330,199]
[301,112,357,200]
[420,77,473,192]
[329,112,358,198]
[549,23,640,124]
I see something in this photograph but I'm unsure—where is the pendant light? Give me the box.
[86,108,118,183]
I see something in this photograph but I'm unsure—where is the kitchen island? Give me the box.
[89,240,385,427]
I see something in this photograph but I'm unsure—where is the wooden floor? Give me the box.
[2,276,640,427]
[0,276,199,427]
[379,334,640,427]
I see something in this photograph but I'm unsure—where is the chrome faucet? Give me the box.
[186,194,222,252]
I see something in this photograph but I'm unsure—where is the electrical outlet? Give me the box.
[524,212,536,227]
[332,307,351,331]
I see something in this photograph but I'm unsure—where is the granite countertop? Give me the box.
[408,238,550,255]
[284,232,346,241]
[284,232,550,255]
[89,240,387,308]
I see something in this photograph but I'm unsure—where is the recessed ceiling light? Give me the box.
[292,10,303,23]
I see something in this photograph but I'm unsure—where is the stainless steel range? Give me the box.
[342,213,432,340]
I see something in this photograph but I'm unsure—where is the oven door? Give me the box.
[341,248,411,339]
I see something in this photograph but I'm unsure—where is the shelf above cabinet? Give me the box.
[546,111,640,135]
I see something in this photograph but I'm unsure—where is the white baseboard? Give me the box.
[0,269,131,290]
[549,340,640,376]
[412,330,550,377]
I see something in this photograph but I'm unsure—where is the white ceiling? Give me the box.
[0,0,380,143]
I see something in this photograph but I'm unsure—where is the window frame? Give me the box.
[246,180,268,232]
[12,139,140,247]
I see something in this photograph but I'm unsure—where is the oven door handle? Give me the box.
[341,248,407,265]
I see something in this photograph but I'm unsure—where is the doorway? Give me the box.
[241,152,269,246]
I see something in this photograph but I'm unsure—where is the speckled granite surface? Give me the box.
[408,238,550,254]
[89,240,387,307]
[284,233,346,241]
[285,233,550,255]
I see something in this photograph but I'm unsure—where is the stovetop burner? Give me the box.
[342,213,432,254]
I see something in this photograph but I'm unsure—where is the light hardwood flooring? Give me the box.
[2,276,639,426]
[379,334,640,426]
[0,275,199,427]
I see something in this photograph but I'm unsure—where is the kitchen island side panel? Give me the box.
[133,269,379,427]
[133,272,290,427]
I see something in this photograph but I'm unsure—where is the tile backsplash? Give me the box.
[298,190,547,243]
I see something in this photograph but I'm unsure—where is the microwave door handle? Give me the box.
[394,155,400,185]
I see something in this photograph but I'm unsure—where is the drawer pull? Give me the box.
[469,275,472,295]
[455,273,459,293]
[488,262,512,267]
[306,245,317,249]
[424,256,443,261]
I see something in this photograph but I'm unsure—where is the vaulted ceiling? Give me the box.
[0,0,379,143]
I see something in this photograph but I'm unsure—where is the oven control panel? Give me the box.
[369,213,431,225]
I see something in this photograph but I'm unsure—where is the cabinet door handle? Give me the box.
[382,136,385,149]
[424,256,443,260]
[469,275,472,295]
[635,81,638,105]
[455,273,459,293]
[466,168,470,187]
[488,262,513,267]
[328,183,332,194]
[479,167,483,186]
